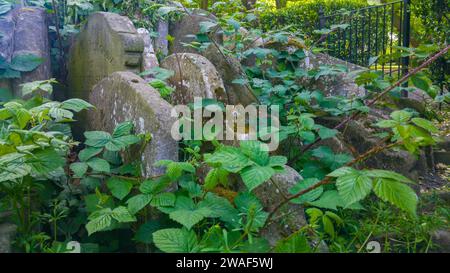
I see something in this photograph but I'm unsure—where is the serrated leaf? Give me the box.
[111,206,136,223]
[274,232,311,253]
[411,118,438,134]
[112,121,133,138]
[336,171,373,206]
[127,194,152,214]
[86,157,110,173]
[373,178,417,215]
[84,131,112,147]
[205,146,251,173]
[153,228,198,253]
[70,162,88,178]
[366,169,414,184]
[86,210,112,236]
[150,192,176,207]
[106,177,133,200]
[240,165,275,191]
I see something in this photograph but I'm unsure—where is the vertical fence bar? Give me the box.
[401,0,411,97]
[389,3,394,77]
[382,5,387,77]
[398,0,403,80]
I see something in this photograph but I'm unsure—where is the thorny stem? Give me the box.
[265,139,399,228]
[296,44,450,157]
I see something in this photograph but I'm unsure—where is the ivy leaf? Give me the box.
[336,171,373,206]
[152,228,198,253]
[86,157,110,173]
[106,177,133,200]
[70,162,88,178]
[127,194,152,214]
[373,178,418,216]
[240,165,275,191]
[10,54,43,72]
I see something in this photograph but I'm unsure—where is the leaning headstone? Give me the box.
[137,28,159,80]
[67,12,144,102]
[168,10,257,105]
[160,53,226,104]
[88,71,178,176]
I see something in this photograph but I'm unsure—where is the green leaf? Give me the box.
[105,135,140,151]
[27,148,65,175]
[240,141,269,166]
[373,178,418,215]
[204,168,229,190]
[410,74,430,91]
[111,206,136,223]
[366,169,414,184]
[327,167,356,177]
[78,147,103,162]
[274,232,311,253]
[168,196,212,229]
[106,177,133,200]
[84,131,112,147]
[127,194,152,214]
[240,165,275,191]
[317,126,338,140]
[61,98,94,112]
[10,54,43,72]
[112,121,133,138]
[375,120,398,128]
[411,118,438,134]
[336,171,373,206]
[289,178,323,204]
[86,209,112,236]
[268,156,287,167]
[153,228,198,253]
[390,110,412,123]
[150,192,176,207]
[322,215,335,238]
[205,146,251,173]
[86,157,110,173]
[70,162,88,178]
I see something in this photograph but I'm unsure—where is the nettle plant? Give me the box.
[171,7,447,249]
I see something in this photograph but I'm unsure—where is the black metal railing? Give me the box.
[318,0,411,83]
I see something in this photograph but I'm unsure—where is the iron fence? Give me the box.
[318,0,411,84]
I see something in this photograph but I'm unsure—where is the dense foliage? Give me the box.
[0,0,448,253]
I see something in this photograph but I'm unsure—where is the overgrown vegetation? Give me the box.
[0,0,448,253]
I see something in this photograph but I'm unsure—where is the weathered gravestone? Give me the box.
[0,7,51,98]
[161,53,226,104]
[168,10,257,106]
[67,12,144,102]
[88,71,178,176]
[137,28,159,80]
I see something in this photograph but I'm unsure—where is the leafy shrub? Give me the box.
[259,0,370,33]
